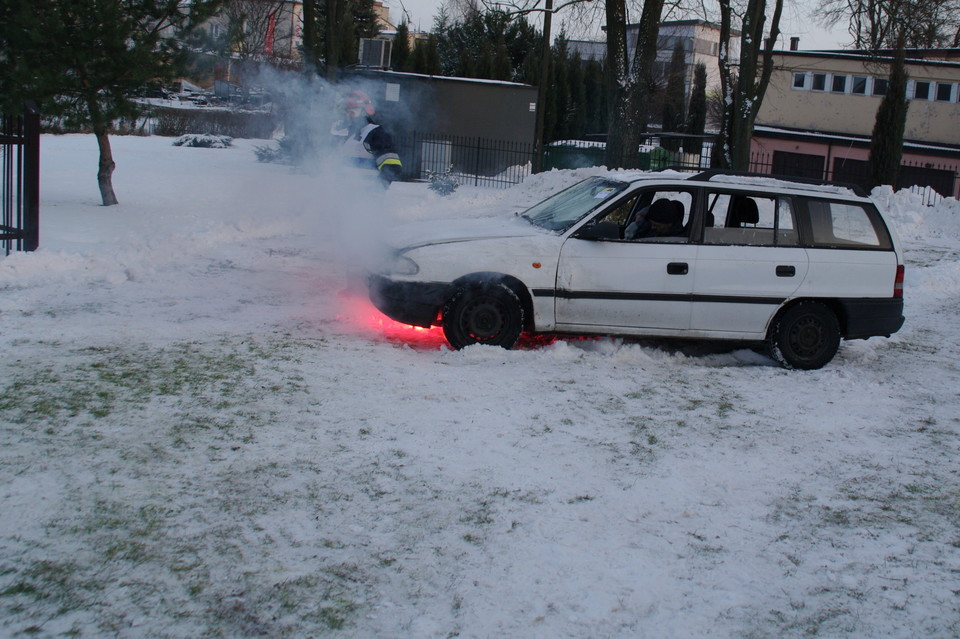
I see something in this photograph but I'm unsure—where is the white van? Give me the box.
[369,171,905,369]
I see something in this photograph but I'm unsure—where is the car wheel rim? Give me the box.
[462,297,505,341]
[788,315,824,357]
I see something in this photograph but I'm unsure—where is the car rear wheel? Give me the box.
[442,282,524,350]
[767,302,841,370]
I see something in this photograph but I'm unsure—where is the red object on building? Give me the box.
[264,14,276,55]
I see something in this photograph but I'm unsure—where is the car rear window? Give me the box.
[803,199,893,249]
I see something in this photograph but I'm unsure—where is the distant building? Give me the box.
[570,20,741,97]
[199,0,397,65]
[753,49,960,197]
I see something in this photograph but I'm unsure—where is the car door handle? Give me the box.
[667,262,689,275]
[776,265,796,277]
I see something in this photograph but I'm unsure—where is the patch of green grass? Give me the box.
[269,570,365,631]
[0,558,100,619]
[0,337,313,433]
[717,399,734,418]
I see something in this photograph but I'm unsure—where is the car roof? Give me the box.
[618,169,871,200]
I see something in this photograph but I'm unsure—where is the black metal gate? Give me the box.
[1,103,40,253]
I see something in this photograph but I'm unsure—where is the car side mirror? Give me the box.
[576,221,621,240]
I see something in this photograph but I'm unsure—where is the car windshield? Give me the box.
[519,177,630,232]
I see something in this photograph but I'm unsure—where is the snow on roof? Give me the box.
[697,173,863,196]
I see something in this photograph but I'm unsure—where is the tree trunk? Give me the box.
[325,0,340,83]
[605,0,664,169]
[95,128,119,206]
[302,0,316,69]
[715,0,783,171]
[603,0,628,167]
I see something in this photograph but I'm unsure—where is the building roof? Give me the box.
[773,49,960,69]
[755,125,960,157]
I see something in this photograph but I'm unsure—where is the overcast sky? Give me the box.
[382,0,851,50]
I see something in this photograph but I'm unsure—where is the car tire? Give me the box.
[442,281,524,350]
[767,302,841,370]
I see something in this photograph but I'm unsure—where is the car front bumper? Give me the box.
[368,274,451,328]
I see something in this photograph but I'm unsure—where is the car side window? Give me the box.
[625,190,694,242]
[805,199,891,248]
[602,194,641,226]
[703,192,799,246]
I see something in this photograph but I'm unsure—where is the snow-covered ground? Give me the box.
[1,134,958,638]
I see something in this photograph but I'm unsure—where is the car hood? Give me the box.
[387,215,548,251]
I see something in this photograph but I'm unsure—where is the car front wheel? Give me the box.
[767,302,841,370]
[442,281,524,350]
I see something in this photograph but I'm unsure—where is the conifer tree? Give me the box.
[0,0,223,206]
[493,36,513,81]
[412,35,442,75]
[584,58,608,135]
[661,41,687,151]
[869,41,910,189]
[567,52,587,139]
[393,20,412,71]
[685,63,707,155]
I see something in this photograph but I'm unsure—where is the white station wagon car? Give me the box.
[368,170,905,369]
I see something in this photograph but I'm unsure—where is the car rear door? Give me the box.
[689,191,809,336]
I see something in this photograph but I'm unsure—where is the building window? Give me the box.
[913,81,930,100]
[852,76,867,94]
[793,72,807,89]
[832,75,848,93]
[873,78,889,96]
[812,73,827,91]
[936,82,953,101]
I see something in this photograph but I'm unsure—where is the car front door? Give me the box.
[554,189,697,332]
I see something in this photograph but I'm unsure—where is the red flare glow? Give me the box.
[336,293,447,349]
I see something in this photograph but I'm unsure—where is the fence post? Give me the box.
[23,102,40,251]
[474,137,481,187]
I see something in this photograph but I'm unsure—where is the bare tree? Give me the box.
[224,0,288,61]
[221,0,289,95]
[817,0,960,49]
[714,0,783,170]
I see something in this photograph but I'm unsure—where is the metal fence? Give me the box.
[1,103,40,253]
[538,138,958,206]
[749,152,959,207]
[394,132,534,189]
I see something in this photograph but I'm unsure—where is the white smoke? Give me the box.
[249,67,414,279]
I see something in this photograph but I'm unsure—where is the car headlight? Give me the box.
[384,252,419,276]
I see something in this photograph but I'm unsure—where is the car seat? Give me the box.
[726,196,759,228]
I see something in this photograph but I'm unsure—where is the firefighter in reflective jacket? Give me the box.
[331,90,403,187]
